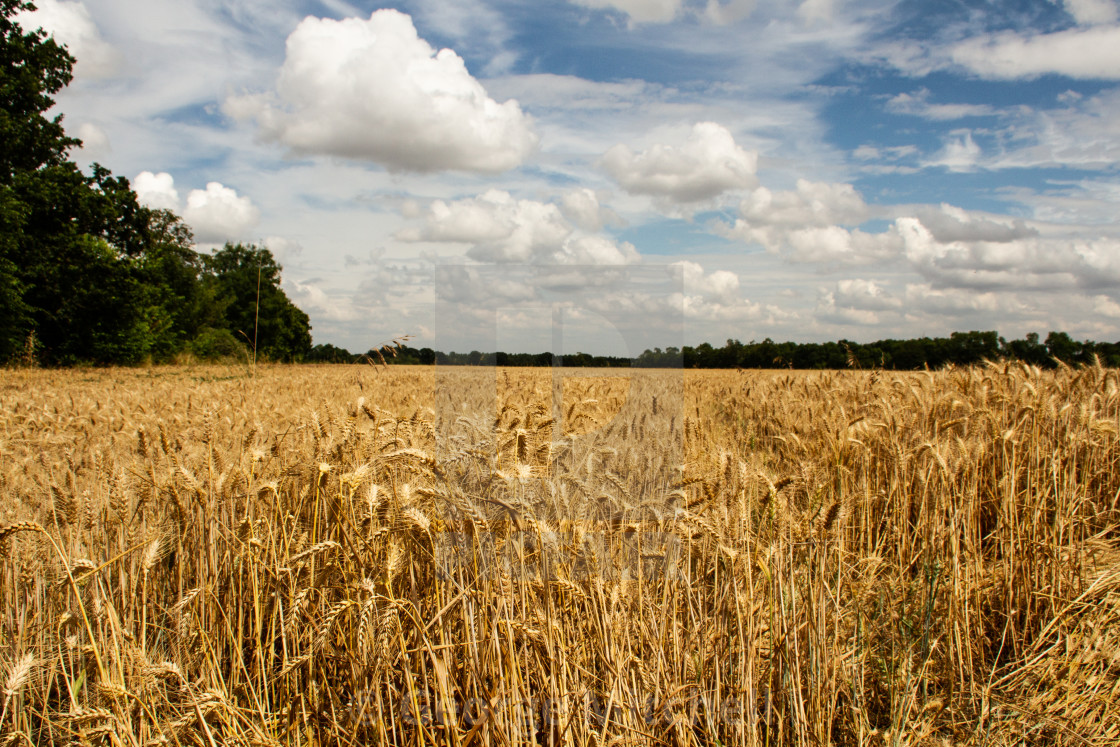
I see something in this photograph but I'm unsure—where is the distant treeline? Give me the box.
[308,330,1120,370]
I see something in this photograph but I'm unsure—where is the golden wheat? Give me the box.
[0,363,1117,745]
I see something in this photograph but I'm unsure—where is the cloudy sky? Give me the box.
[19,0,1120,355]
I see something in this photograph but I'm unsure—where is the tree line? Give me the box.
[310,330,1120,370]
[1,0,311,366]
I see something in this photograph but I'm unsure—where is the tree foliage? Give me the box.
[311,331,1120,370]
[0,1,312,365]
[200,243,312,362]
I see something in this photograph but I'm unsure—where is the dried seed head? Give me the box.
[2,653,34,700]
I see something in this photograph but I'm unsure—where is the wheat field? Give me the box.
[1,363,1118,746]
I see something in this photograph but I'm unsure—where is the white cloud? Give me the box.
[910,204,1037,244]
[396,189,639,265]
[1005,179,1120,224]
[702,0,757,25]
[134,173,261,244]
[560,189,623,232]
[783,225,903,264]
[886,89,996,120]
[987,88,1120,171]
[852,144,920,169]
[815,291,881,325]
[570,0,758,25]
[133,171,180,212]
[602,122,758,204]
[721,220,903,265]
[902,283,1016,315]
[949,25,1120,80]
[717,178,899,264]
[924,131,981,172]
[569,0,683,24]
[484,74,654,114]
[833,278,901,311]
[225,9,537,173]
[738,179,869,228]
[563,235,642,265]
[676,293,787,323]
[14,0,121,78]
[896,209,1120,291]
[183,182,261,244]
[670,260,740,304]
[1064,0,1118,25]
[797,0,834,25]
[1094,294,1120,317]
[264,236,304,263]
[287,279,362,322]
[76,122,110,158]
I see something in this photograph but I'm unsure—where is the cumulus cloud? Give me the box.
[602,122,758,204]
[896,206,1120,291]
[833,279,901,311]
[133,171,181,212]
[396,189,639,265]
[815,292,881,325]
[224,9,537,173]
[717,179,900,264]
[910,204,1037,244]
[778,225,903,264]
[560,189,623,232]
[287,279,362,322]
[183,182,261,244]
[738,179,869,228]
[670,260,740,304]
[134,173,261,243]
[14,0,120,78]
[676,293,788,323]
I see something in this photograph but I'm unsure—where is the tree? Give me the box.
[1,1,157,363]
[200,243,312,362]
[1,0,74,358]
[134,210,208,359]
[1045,331,1080,364]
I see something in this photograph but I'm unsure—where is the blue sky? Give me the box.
[19,0,1120,354]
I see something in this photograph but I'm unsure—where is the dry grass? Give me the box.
[1,362,1118,746]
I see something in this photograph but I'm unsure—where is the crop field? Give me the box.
[1,363,1119,746]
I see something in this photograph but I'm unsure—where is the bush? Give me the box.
[190,328,246,361]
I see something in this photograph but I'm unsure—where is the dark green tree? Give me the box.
[1,1,158,363]
[1045,331,1080,364]
[1,0,75,359]
[200,243,311,362]
[134,209,208,359]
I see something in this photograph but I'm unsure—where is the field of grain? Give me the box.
[1,363,1118,746]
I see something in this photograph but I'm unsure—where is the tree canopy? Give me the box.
[307,330,1120,370]
[0,1,312,365]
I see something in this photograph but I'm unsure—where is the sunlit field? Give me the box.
[2,363,1118,746]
